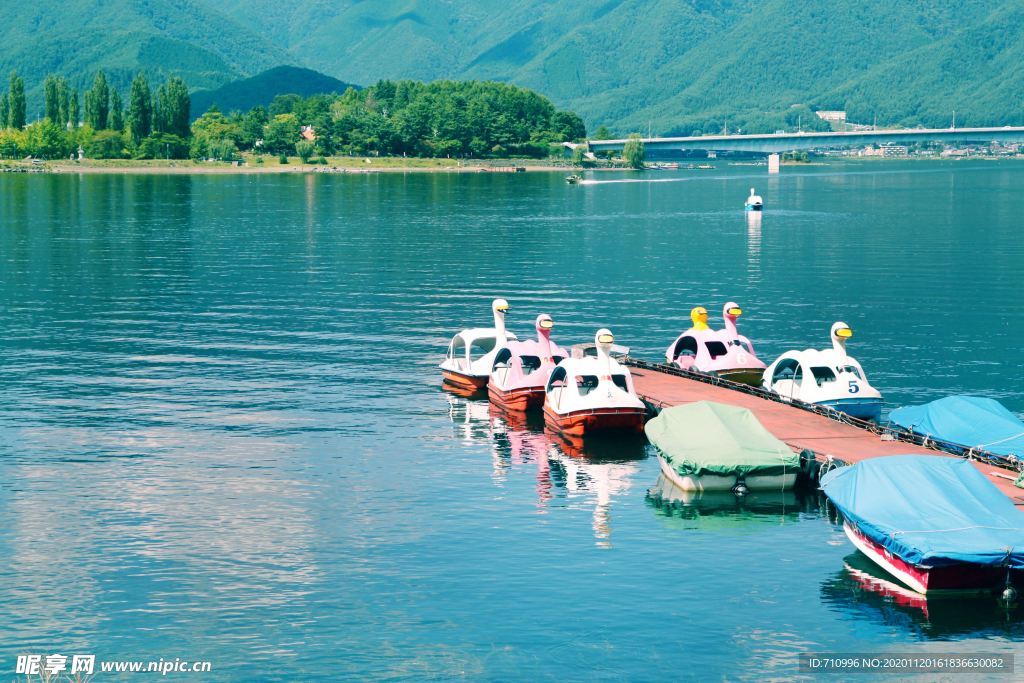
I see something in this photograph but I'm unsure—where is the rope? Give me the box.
[624,356,1024,473]
[977,430,1024,449]
[891,526,1024,536]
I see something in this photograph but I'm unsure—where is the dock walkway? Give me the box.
[629,363,1024,504]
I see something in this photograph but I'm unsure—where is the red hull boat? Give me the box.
[489,384,544,411]
[843,522,1011,595]
[822,456,1024,597]
[543,405,645,437]
[441,369,488,392]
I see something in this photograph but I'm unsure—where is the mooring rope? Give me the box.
[624,356,1023,473]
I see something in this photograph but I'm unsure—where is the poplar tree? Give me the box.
[127,72,152,142]
[0,94,8,129]
[8,71,25,129]
[162,77,190,138]
[44,75,61,121]
[57,78,70,126]
[153,84,167,133]
[108,89,124,131]
[68,89,79,128]
[84,71,110,129]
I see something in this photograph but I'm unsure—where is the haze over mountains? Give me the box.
[3,0,1023,133]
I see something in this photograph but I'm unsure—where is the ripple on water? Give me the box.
[2,163,1023,679]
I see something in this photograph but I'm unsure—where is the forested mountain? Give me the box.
[4,0,1024,133]
[0,0,284,109]
[190,67,357,120]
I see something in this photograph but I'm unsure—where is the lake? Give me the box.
[1,161,1022,681]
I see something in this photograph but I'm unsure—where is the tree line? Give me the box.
[0,70,190,160]
[191,79,586,162]
[0,72,586,162]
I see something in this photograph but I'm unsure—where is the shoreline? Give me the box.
[2,157,589,176]
[2,155,1020,176]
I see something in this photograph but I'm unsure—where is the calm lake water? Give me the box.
[2,161,1023,681]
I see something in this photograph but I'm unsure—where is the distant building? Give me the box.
[300,126,317,142]
[815,110,847,123]
[861,144,908,158]
[881,144,908,157]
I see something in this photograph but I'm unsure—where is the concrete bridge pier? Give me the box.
[767,153,780,174]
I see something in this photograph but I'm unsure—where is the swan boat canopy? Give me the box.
[761,322,883,421]
[665,302,766,385]
[744,188,763,212]
[440,298,517,392]
[544,329,646,437]
[489,314,569,411]
[645,401,799,492]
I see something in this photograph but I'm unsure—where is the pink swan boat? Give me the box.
[665,302,766,386]
[488,314,568,411]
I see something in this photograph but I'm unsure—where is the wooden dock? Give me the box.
[629,362,1024,504]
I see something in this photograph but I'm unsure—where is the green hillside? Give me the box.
[0,0,285,111]
[3,0,1023,133]
[205,0,1024,133]
[190,67,358,119]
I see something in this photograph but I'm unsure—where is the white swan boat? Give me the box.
[440,298,517,392]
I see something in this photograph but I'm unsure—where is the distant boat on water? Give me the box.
[744,188,763,212]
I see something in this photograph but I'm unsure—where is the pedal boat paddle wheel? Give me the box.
[440,299,517,392]
[761,322,883,420]
[665,302,766,386]
[488,314,568,411]
[543,329,647,437]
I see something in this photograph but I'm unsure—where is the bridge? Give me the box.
[584,126,1024,154]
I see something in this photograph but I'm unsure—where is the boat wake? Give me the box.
[578,177,694,186]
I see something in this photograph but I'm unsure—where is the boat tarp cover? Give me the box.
[889,396,1024,458]
[821,455,1024,568]
[644,401,798,478]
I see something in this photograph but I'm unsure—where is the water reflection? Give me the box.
[746,211,762,280]
[443,393,646,545]
[1,427,320,657]
[646,474,811,532]
[487,403,553,505]
[444,392,493,444]
[546,433,646,548]
[820,553,1024,639]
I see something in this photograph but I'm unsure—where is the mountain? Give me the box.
[190,66,358,119]
[3,0,1023,134]
[199,0,1024,133]
[0,0,286,110]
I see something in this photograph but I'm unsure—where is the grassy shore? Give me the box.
[1,153,582,175]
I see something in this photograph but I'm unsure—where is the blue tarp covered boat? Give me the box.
[889,396,1024,462]
[821,455,1024,594]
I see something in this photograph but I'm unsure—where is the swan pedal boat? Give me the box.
[645,401,799,492]
[821,455,1024,595]
[744,188,763,212]
[762,322,883,421]
[666,302,767,386]
[488,314,568,411]
[440,298,516,392]
[543,329,646,436]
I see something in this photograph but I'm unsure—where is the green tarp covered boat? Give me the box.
[645,401,800,492]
